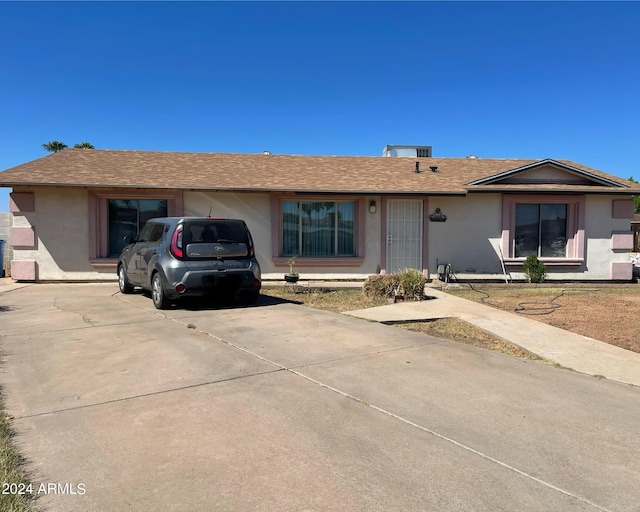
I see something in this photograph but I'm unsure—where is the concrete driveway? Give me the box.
[0,283,639,512]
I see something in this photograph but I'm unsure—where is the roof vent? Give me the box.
[430,166,438,173]
[466,155,478,159]
[262,150,272,155]
[415,162,420,173]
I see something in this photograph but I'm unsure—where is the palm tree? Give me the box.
[73,142,95,149]
[42,141,68,153]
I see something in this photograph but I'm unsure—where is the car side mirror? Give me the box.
[123,235,135,245]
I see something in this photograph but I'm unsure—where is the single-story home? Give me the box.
[0,145,638,282]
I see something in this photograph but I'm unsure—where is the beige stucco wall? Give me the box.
[7,186,635,282]
[364,196,383,275]
[426,194,635,281]
[426,194,504,278]
[582,195,634,280]
[11,186,97,280]
[183,191,383,279]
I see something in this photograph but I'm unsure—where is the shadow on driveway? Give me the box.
[133,290,302,312]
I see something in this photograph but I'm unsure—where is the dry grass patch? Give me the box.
[393,318,545,361]
[445,285,640,353]
[263,286,387,313]
[0,390,37,512]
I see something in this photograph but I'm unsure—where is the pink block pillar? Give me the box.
[10,260,37,281]
[611,262,633,280]
[10,226,36,247]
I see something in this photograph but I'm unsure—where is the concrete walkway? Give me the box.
[345,287,640,388]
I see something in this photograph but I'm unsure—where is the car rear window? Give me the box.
[182,220,250,258]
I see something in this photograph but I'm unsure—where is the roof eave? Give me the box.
[0,182,469,195]
[466,186,638,194]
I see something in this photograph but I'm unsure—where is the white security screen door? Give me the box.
[386,200,423,273]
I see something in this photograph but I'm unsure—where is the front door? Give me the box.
[386,199,423,273]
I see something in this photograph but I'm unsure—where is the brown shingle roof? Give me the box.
[0,149,637,195]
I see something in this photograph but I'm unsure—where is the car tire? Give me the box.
[118,266,134,294]
[151,273,169,309]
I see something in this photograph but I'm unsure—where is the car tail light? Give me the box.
[247,230,255,257]
[176,284,187,294]
[253,279,260,288]
[170,225,183,258]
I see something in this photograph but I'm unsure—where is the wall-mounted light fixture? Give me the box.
[369,200,377,214]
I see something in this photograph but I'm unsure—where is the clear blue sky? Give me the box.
[1,1,639,211]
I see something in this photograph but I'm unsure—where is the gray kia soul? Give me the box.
[117,217,261,309]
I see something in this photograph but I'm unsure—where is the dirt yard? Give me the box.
[445,286,640,354]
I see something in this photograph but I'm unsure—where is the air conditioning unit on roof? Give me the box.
[382,145,432,158]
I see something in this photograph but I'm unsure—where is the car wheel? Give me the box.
[151,273,169,309]
[118,266,134,294]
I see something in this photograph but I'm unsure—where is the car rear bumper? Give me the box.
[163,268,261,299]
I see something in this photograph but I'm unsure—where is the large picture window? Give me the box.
[515,203,567,257]
[108,199,168,257]
[282,200,355,257]
[502,195,585,264]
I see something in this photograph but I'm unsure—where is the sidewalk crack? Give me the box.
[52,297,96,326]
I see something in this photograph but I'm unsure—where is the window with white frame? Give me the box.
[282,200,356,257]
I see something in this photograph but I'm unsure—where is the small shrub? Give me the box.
[363,274,398,298]
[522,255,547,283]
[363,269,426,301]
[362,275,384,297]
[398,268,427,300]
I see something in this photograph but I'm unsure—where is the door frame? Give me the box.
[380,196,429,275]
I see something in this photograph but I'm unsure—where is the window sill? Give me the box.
[273,257,364,268]
[504,258,584,267]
